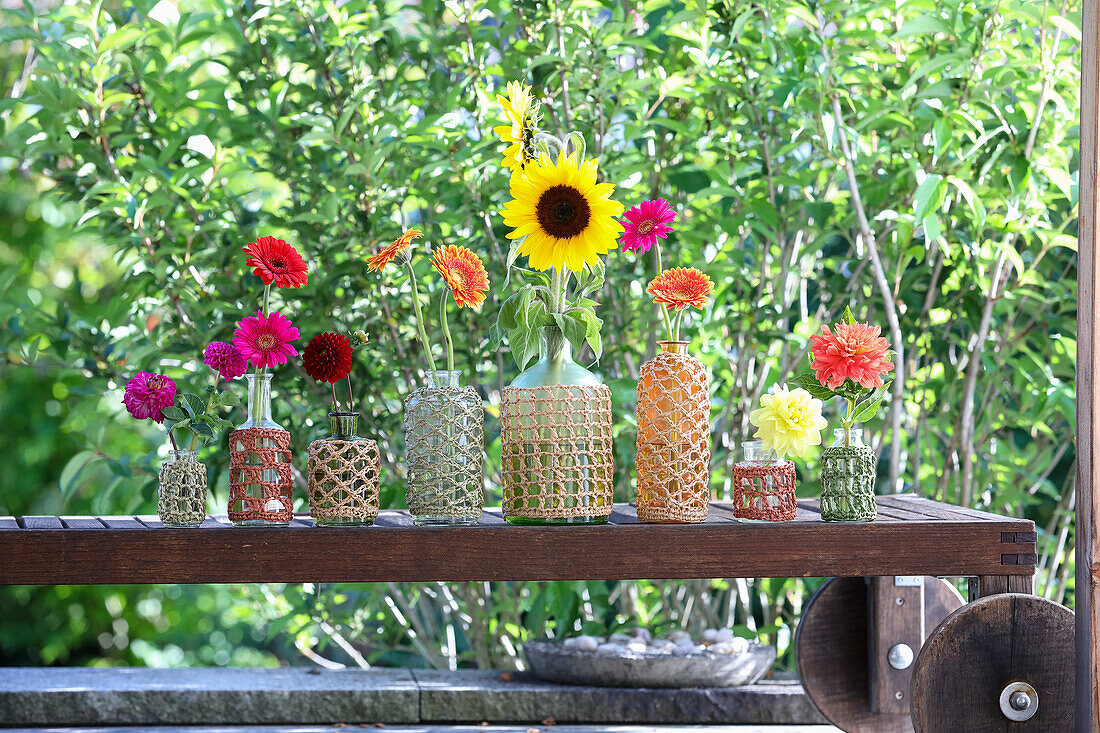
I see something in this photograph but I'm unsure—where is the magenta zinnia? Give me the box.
[620,198,676,255]
[203,341,247,381]
[123,371,177,423]
[232,310,301,369]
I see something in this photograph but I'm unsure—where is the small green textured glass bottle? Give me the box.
[819,427,877,522]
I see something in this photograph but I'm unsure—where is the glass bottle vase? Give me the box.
[404,370,485,526]
[819,427,877,522]
[307,412,381,527]
[228,373,293,527]
[157,449,208,527]
[635,340,710,523]
[732,440,797,522]
[500,325,614,525]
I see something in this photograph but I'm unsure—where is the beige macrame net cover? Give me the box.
[404,384,485,519]
[732,461,797,521]
[500,384,614,520]
[228,427,293,523]
[306,438,381,523]
[158,457,207,526]
[635,347,711,523]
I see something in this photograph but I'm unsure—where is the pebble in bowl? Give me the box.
[523,627,776,688]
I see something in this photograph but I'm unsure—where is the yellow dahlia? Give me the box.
[431,245,490,309]
[501,151,624,273]
[749,385,828,460]
[493,81,538,172]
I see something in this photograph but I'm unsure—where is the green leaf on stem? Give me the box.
[851,383,890,423]
[792,373,835,401]
[508,324,541,371]
[842,305,857,325]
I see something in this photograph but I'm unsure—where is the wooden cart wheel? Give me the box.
[910,593,1074,732]
[796,576,964,733]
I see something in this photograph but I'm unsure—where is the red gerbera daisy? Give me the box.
[647,267,714,311]
[431,245,490,309]
[303,332,354,384]
[243,236,309,289]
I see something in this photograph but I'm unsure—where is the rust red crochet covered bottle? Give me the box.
[229,373,293,526]
[733,440,797,522]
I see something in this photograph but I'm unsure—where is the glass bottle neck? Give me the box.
[242,373,281,429]
[741,440,784,463]
[426,370,462,389]
[168,449,198,462]
[329,412,359,438]
[658,340,690,355]
[833,427,865,447]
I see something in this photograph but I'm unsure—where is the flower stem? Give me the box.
[440,291,455,372]
[262,283,271,318]
[654,244,675,341]
[346,375,356,414]
[168,428,179,452]
[331,382,340,413]
[843,398,854,447]
[405,261,437,372]
[550,266,566,314]
[673,308,685,342]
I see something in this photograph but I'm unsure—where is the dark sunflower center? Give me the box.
[257,334,277,351]
[537,185,591,239]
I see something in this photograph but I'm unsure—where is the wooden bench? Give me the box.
[0,495,1034,588]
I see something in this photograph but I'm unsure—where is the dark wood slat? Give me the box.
[18,516,63,529]
[607,504,640,525]
[59,516,106,529]
[290,516,314,528]
[373,510,415,528]
[135,515,162,529]
[900,495,1013,522]
[0,516,19,529]
[97,516,145,529]
[478,508,506,525]
[705,502,743,523]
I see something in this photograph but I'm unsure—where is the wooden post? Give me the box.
[1078,0,1100,729]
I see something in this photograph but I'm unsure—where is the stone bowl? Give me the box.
[522,640,776,688]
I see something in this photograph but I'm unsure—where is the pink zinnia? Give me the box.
[232,310,301,369]
[809,322,895,390]
[203,341,247,380]
[123,371,177,423]
[620,198,676,255]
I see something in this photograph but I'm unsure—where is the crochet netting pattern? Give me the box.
[404,386,485,518]
[306,438,381,523]
[635,351,711,523]
[732,461,797,522]
[157,460,208,526]
[500,384,614,520]
[819,444,877,522]
[228,427,293,523]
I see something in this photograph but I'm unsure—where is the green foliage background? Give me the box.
[0,0,1080,670]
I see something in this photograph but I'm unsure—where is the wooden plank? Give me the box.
[17,516,63,529]
[867,576,924,714]
[0,510,1032,585]
[478,508,506,525]
[1081,4,1100,731]
[59,516,106,529]
[0,516,19,529]
[135,515,162,529]
[607,504,640,525]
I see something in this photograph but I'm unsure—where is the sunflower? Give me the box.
[431,245,490,309]
[501,152,624,273]
[367,228,421,272]
[647,267,714,311]
[493,81,538,172]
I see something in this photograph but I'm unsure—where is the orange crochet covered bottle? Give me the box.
[635,341,710,523]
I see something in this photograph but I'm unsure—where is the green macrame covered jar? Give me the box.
[819,427,877,522]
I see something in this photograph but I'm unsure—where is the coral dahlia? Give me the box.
[232,310,301,369]
[620,198,676,255]
[243,236,309,289]
[431,245,490,309]
[809,322,895,390]
[303,332,354,384]
[123,371,177,423]
[647,267,714,311]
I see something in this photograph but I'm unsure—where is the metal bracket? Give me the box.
[868,576,926,714]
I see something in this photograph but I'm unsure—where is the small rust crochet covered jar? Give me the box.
[229,373,293,526]
[307,412,381,527]
[635,340,710,523]
[732,440,797,522]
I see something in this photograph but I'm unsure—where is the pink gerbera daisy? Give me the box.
[620,198,676,255]
[232,310,301,369]
[123,371,177,423]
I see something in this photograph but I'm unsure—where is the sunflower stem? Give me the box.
[550,266,566,314]
[405,261,438,372]
[440,290,455,372]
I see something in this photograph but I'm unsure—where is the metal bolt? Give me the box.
[1000,681,1038,722]
[895,691,904,700]
[888,643,914,670]
[896,597,905,606]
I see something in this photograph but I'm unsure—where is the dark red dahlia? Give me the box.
[303,332,353,383]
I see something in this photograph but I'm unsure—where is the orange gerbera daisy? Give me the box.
[431,245,490,309]
[647,267,714,311]
[809,322,895,389]
[367,228,421,272]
